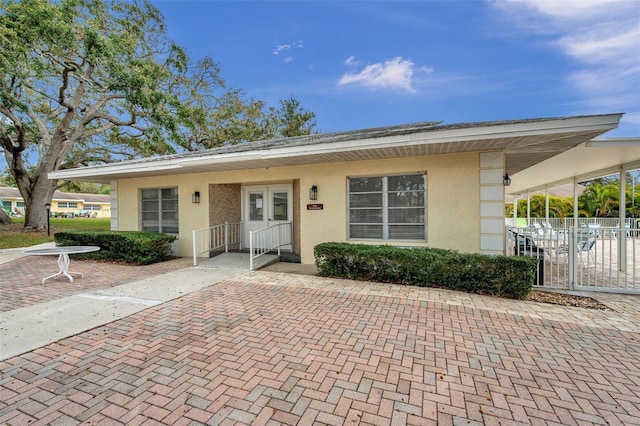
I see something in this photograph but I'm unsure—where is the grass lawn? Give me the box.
[0,217,111,249]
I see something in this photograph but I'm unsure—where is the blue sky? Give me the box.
[154,0,640,137]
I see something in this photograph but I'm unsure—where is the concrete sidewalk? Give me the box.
[0,241,56,265]
[1,267,243,360]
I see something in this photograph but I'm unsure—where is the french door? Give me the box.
[243,184,293,250]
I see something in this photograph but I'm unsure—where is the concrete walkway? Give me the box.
[1,267,242,360]
[0,242,57,266]
[1,251,639,425]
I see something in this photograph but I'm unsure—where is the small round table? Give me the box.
[22,246,101,285]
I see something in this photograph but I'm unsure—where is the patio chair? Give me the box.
[557,229,597,267]
[612,222,631,238]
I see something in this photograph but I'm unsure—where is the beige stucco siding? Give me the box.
[115,151,482,264]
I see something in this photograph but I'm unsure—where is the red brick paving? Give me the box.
[0,256,192,312]
[1,272,639,425]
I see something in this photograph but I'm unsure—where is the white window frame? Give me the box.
[348,173,427,241]
[140,187,179,234]
[58,202,78,209]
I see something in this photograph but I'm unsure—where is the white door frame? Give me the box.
[242,184,293,250]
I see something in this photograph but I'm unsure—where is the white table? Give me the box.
[22,246,101,284]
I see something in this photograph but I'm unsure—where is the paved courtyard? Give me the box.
[1,256,639,425]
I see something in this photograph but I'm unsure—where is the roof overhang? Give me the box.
[49,113,624,184]
[507,137,640,195]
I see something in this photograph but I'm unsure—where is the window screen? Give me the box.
[348,174,426,240]
[141,188,179,234]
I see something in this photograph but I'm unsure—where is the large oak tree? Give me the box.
[0,0,316,229]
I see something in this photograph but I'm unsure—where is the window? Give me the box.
[348,174,426,240]
[58,202,78,209]
[141,188,179,234]
[83,205,102,211]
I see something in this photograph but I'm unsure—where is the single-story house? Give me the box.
[48,113,630,265]
[0,187,111,218]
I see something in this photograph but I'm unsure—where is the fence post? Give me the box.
[192,229,198,267]
[568,227,576,290]
[277,224,281,256]
[249,230,254,271]
[224,221,229,253]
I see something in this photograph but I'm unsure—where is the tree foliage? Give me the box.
[0,0,317,229]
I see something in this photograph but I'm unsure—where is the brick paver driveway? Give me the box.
[1,270,639,425]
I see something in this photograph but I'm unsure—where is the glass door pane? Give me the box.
[272,192,288,221]
[249,192,264,221]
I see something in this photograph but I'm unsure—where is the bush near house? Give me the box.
[314,243,536,299]
[54,230,176,265]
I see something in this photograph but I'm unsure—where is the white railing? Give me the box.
[249,222,292,270]
[192,222,242,266]
[506,225,639,294]
[510,217,640,234]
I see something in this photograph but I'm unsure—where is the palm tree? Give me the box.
[579,183,619,217]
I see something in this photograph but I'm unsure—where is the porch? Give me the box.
[192,221,293,270]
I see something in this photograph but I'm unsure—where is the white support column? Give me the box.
[479,152,506,255]
[545,185,550,225]
[619,167,627,273]
[109,180,118,231]
[573,177,579,228]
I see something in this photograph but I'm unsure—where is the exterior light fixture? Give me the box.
[503,173,512,187]
[45,202,51,236]
[192,191,200,204]
[309,185,318,200]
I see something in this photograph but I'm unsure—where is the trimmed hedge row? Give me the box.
[314,242,537,299]
[54,230,176,265]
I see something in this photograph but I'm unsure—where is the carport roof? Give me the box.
[49,113,626,184]
[507,137,640,194]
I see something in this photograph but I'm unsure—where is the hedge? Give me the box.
[54,230,176,265]
[314,242,537,299]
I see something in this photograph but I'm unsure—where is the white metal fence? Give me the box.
[509,217,640,233]
[506,224,639,294]
[192,222,242,266]
[249,222,292,270]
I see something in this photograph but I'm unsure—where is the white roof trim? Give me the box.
[49,114,623,182]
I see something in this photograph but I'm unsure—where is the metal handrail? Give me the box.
[192,222,242,266]
[249,222,292,270]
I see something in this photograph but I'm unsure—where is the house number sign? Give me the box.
[306,204,323,210]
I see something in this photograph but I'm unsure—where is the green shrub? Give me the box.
[314,243,536,299]
[54,230,176,265]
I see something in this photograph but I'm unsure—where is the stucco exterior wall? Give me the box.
[114,151,483,264]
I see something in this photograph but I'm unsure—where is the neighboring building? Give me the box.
[0,187,111,218]
[48,114,634,265]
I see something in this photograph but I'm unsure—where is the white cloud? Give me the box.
[273,41,303,64]
[510,0,637,23]
[344,56,360,66]
[495,1,640,124]
[339,57,424,93]
[273,41,303,55]
[273,44,291,55]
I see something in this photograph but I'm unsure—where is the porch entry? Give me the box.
[242,184,293,251]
